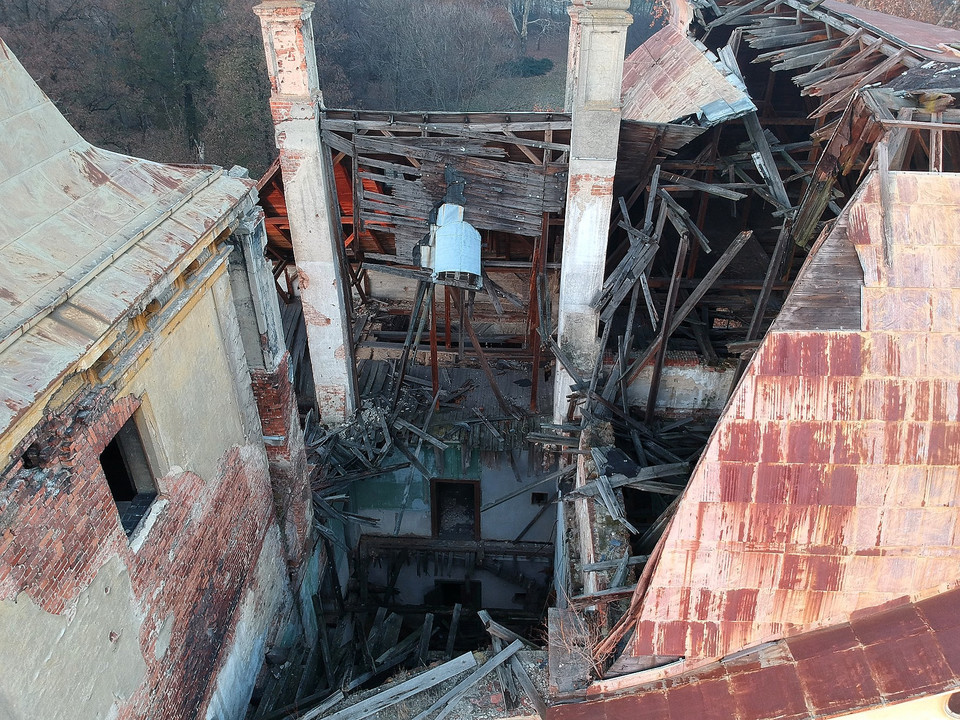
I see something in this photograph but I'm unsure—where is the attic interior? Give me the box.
[246,0,960,717]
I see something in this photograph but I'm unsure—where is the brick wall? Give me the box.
[251,351,312,572]
[0,386,286,719]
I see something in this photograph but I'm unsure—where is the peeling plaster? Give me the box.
[0,557,147,720]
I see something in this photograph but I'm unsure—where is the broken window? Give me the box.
[431,480,479,540]
[99,414,157,536]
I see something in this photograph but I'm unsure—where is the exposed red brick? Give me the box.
[0,385,289,720]
[251,352,311,571]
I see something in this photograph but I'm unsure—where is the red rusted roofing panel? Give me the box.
[621,24,755,126]
[0,37,255,451]
[551,588,960,720]
[607,171,960,665]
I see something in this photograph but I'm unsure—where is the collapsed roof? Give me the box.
[550,1,960,717]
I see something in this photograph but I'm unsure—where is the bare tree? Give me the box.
[348,0,512,111]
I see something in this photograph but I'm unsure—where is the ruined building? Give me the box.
[0,36,314,719]
[3,0,960,718]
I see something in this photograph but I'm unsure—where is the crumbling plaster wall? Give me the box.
[0,272,296,720]
[352,448,554,543]
[626,355,736,416]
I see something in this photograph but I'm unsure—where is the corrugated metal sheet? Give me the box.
[551,586,960,720]
[0,38,255,450]
[614,171,960,662]
[433,204,482,283]
[621,25,756,127]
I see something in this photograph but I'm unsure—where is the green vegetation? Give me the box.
[505,56,554,78]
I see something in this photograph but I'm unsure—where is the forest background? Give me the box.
[1,0,956,178]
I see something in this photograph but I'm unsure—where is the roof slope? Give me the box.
[613,169,960,662]
[552,586,960,720]
[824,0,960,57]
[621,24,755,127]
[0,38,254,456]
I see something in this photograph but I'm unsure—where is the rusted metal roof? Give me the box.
[606,169,960,663]
[551,586,960,719]
[0,38,255,457]
[621,24,755,126]
[824,0,960,59]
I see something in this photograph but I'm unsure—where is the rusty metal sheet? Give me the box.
[551,589,960,719]
[622,25,755,127]
[0,38,254,445]
[602,172,960,667]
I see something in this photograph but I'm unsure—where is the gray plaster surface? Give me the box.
[0,556,147,720]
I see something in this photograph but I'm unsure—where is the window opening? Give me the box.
[100,415,157,536]
[431,480,479,540]
[430,580,482,610]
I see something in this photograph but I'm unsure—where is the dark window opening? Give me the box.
[429,580,482,610]
[531,492,549,505]
[431,480,479,540]
[100,415,157,537]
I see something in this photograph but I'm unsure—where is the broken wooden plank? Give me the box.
[659,171,747,200]
[414,640,524,720]
[491,636,521,709]
[595,474,639,535]
[646,233,689,423]
[625,231,752,385]
[567,464,689,500]
[509,655,547,719]
[415,613,434,668]
[742,113,792,208]
[481,465,576,512]
[395,417,449,451]
[582,555,649,573]
[514,493,556,543]
[445,603,462,660]
[570,585,637,604]
[477,610,540,650]
[325,652,477,720]
[475,408,506,443]
[452,290,512,415]
[612,552,631,588]
[706,0,769,28]
[390,434,434,481]
[658,189,711,253]
[414,642,521,720]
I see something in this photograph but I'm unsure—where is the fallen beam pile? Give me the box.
[254,606,547,720]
